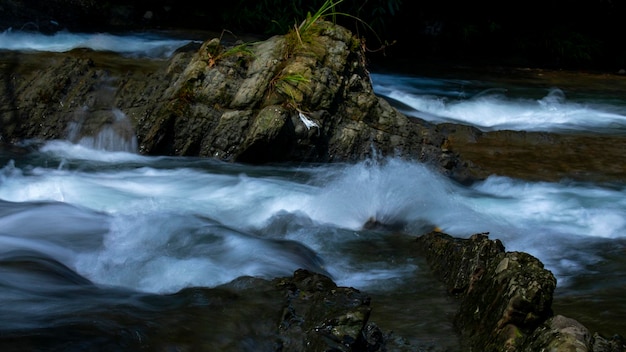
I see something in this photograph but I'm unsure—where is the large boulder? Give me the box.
[135,21,447,166]
[0,20,460,177]
[416,231,625,352]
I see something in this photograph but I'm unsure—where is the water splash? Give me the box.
[300,158,460,231]
[2,143,626,293]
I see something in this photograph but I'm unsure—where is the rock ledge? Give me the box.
[416,231,625,352]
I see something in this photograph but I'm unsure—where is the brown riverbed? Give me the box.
[442,125,626,183]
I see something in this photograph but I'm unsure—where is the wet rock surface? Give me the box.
[0,266,376,351]
[0,21,455,178]
[416,231,625,352]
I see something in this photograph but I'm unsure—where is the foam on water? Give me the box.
[3,139,626,292]
[0,29,195,58]
[459,176,626,284]
[468,176,626,240]
[39,140,147,163]
[372,73,626,133]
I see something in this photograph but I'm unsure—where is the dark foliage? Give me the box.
[0,0,624,70]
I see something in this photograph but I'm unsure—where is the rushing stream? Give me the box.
[1,30,626,350]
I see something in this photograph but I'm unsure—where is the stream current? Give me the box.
[1,30,625,350]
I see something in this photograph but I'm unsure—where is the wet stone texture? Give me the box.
[275,269,379,351]
[0,269,383,352]
[415,231,625,352]
[0,21,455,179]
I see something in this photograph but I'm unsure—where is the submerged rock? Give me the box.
[0,268,386,351]
[275,269,377,351]
[438,123,626,183]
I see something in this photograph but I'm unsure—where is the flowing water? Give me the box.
[1,30,626,350]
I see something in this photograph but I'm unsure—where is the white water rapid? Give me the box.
[1,29,625,349]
